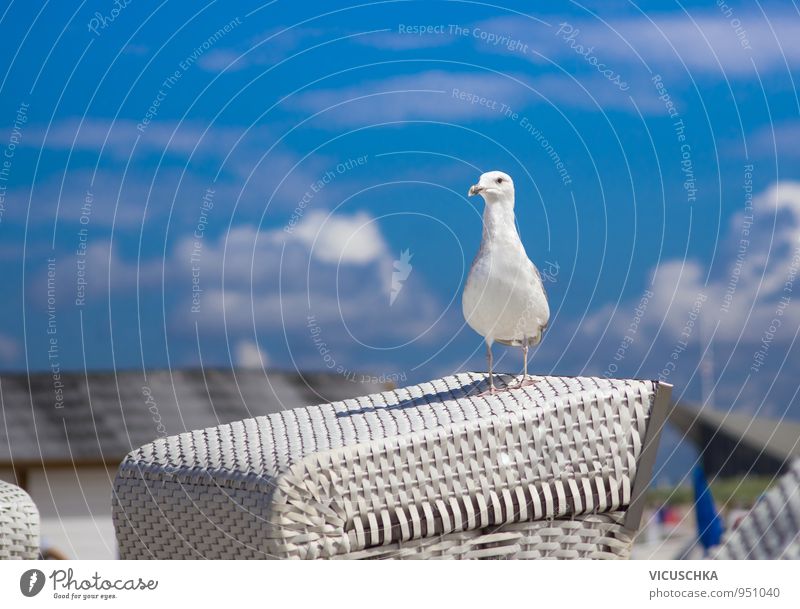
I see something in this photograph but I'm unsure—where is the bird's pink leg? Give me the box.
[508,343,535,390]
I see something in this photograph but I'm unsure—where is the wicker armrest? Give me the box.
[713,459,800,560]
[113,373,670,559]
[0,479,40,560]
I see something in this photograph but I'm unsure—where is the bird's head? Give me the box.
[468,171,514,203]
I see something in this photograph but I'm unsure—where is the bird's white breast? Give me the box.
[462,240,549,344]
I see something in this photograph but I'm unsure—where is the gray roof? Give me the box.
[670,401,800,462]
[0,369,388,465]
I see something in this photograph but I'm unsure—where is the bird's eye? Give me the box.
[496,178,503,184]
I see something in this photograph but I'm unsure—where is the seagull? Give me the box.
[462,171,550,394]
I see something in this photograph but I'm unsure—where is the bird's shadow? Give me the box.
[335,373,518,418]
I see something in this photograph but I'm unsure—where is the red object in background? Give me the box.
[657,505,682,526]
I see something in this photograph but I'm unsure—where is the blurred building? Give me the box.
[669,402,800,478]
[0,368,388,559]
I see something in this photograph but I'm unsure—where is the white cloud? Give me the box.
[169,211,448,345]
[197,49,249,72]
[343,11,800,77]
[235,340,269,368]
[28,119,252,158]
[482,10,800,76]
[172,210,390,286]
[24,211,427,372]
[1,168,194,228]
[6,118,344,233]
[560,183,800,415]
[293,68,667,125]
[696,181,800,342]
[30,238,163,311]
[196,26,327,73]
[294,70,531,125]
[286,210,388,264]
[123,44,150,56]
[583,181,800,349]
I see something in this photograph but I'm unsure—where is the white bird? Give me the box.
[462,171,550,394]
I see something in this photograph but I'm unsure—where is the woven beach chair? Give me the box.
[113,373,671,559]
[0,480,39,560]
[712,459,800,559]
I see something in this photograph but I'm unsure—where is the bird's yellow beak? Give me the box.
[468,184,482,197]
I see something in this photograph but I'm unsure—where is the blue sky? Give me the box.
[2,1,800,476]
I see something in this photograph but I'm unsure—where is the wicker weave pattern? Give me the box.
[113,373,659,559]
[340,512,632,559]
[0,480,39,560]
[714,459,800,560]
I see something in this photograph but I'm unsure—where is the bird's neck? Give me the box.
[482,197,521,246]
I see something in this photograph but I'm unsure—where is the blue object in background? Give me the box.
[693,464,724,553]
